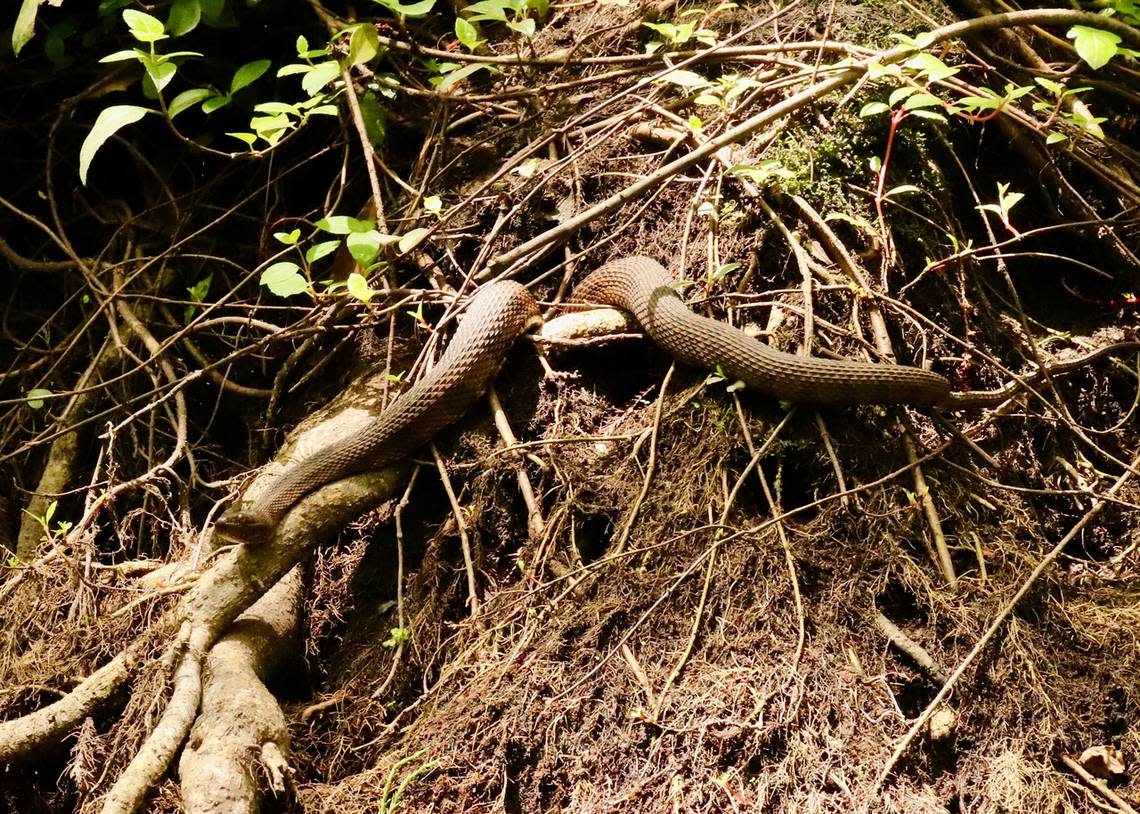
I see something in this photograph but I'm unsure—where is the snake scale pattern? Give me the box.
[215,256,1130,544]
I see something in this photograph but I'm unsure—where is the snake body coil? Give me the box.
[215,280,540,544]
[220,256,1121,544]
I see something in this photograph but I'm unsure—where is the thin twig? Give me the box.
[373,466,420,700]
[431,444,479,617]
[612,365,674,556]
[488,386,545,538]
[1059,754,1139,814]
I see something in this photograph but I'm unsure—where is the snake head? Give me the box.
[214,508,276,546]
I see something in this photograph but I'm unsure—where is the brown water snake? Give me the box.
[215,257,1137,544]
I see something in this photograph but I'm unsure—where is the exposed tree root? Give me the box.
[178,568,302,814]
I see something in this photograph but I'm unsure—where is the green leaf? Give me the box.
[423,195,442,214]
[251,114,291,133]
[1066,109,1107,135]
[145,60,178,93]
[400,0,439,13]
[866,61,902,79]
[383,626,411,648]
[463,0,509,21]
[348,24,380,67]
[656,68,710,89]
[253,102,299,115]
[1066,25,1121,70]
[231,59,271,94]
[100,49,143,63]
[79,105,149,185]
[398,227,429,254]
[1034,77,1066,96]
[358,91,387,145]
[436,62,493,92]
[708,262,740,283]
[187,274,212,302]
[13,0,40,56]
[168,88,212,118]
[184,273,212,322]
[375,0,437,16]
[346,272,376,303]
[273,229,301,245]
[316,215,375,234]
[122,9,167,43]
[26,388,52,409]
[884,184,922,197]
[888,86,917,107]
[514,157,540,178]
[957,94,1002,111]
[455,17,482,50]
[903,52,958,81]
[726,161,784,183]
[306,240,341,264]
[903,92,941,110]
[201,95,231,114]
[260,262,310,297]
[1004,82,1034,100]
[859,101,890,117]
[199,0,225,20]
[249,114,292,146]
[302,61,341,96]
[346,230,383,265]
[226,131,257,148]
[506,17,536,37]
[1045,132,1068,145]
[277,63,311,78]
[908,109,947,123]
[1001,191,1025,209]
[643,21,677,40]
[166,0,201,36]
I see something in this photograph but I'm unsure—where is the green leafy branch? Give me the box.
[460,0,549,39]
[976,182,1025,237]
[79,9,276,182]
[21,500,73,547]
[259,213,432,305]
[441,0,551,89]
[641,3,737,53]
[855,32,1123,224]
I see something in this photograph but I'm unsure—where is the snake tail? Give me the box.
[571,256,954,406]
